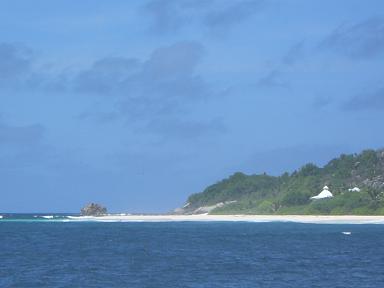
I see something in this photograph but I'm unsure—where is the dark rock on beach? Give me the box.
[80,203,107,216]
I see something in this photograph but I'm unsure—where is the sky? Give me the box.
[1,0,384,213]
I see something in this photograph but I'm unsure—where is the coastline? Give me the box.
[65,214,384,224]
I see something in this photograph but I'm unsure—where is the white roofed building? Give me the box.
[310,186,334,200]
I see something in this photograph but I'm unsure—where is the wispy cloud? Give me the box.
[320,17,384,60]
[255,41,306,90]
[282,40,306,66]
[257,70,288,88]
[0,42,63,92]
[0,42,34,86]
[75,57,141,95]
[143,0,263,35]
[143,0,211,33]
[344,87,384,110]
[203,0,263,34]
[313,96,332,109]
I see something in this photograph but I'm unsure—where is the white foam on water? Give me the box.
[66,216,99,221]
[42,215,55,219]
[0,215,3,219]
[342,231,352,235]
[61,216,135,222]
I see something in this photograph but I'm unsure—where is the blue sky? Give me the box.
[1,0,383,212]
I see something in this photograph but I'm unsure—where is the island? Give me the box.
[175,148,384,215]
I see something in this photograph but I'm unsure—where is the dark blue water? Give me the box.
[1,220,383,287]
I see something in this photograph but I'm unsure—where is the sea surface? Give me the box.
[1,214,384,287]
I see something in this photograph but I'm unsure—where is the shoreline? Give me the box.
[64,214,384,224]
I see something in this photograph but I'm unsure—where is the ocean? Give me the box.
[1,215,383,287]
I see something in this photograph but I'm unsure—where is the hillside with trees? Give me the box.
[177,149,384,215]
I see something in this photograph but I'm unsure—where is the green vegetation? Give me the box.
[183,149,384,215]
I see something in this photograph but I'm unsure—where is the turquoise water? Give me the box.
[0,216,383,287]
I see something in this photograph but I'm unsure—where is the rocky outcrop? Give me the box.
[174,200,237,215]
[80,203,107,216]
[363,176,384,190]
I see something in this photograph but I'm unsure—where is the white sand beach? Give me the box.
[66,214,384,224]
